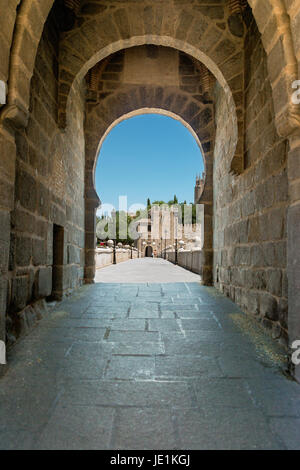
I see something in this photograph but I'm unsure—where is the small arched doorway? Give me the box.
[145,246,153,258]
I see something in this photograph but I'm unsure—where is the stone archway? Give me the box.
[80,42,221,287]
[84,81,215,286]
[1,0,300,378]
[58,22,244,172]
[3,0,299,140]
[2,0,55,124]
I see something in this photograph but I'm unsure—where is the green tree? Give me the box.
[152,200,166,206]
[96,210,146,245]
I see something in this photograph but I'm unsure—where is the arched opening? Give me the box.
[145,246,153,258]
[83,44,217,286]
[95,112,205,204]
[1,0,297,379]
[94,112,205,274]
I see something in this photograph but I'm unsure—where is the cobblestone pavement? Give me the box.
[1,264,300,449]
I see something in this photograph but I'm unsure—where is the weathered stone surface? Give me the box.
[34,267,52,299]
[0,277,7,342]
[260,293,278,322]
[11,276,28,312]
[213,17,289,340]
[67,245,81,265]
[15,168,37,212]
[228,14,245,38]
[32,239,46,266]
[4,2,86,339]
[288,202,300,346]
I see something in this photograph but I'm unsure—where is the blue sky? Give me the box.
[95,114,204,216]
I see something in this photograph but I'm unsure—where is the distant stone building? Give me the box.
[136,203,203,257]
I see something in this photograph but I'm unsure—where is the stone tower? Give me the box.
[194,173,205,204]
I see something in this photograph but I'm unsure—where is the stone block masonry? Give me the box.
[5,3,86,346]
[213,18,289,345]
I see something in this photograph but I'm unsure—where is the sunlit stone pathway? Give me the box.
[1,260,300,450]
[95,258,200,283]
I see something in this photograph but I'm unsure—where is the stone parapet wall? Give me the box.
[166,250,202,276]
[95,248,139,269]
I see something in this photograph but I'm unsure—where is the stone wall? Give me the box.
[87,46,212,103]
[95,248,139,269]
[166,250,203,275]
[213,19,289,343]
[6,5,86,344]
[0,0,19,85]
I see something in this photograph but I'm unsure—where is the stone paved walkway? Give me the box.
[1,262,300,449]
[95,258,200,283]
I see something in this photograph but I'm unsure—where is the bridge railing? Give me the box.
[95,247,140,269]
[165,249,203,275]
